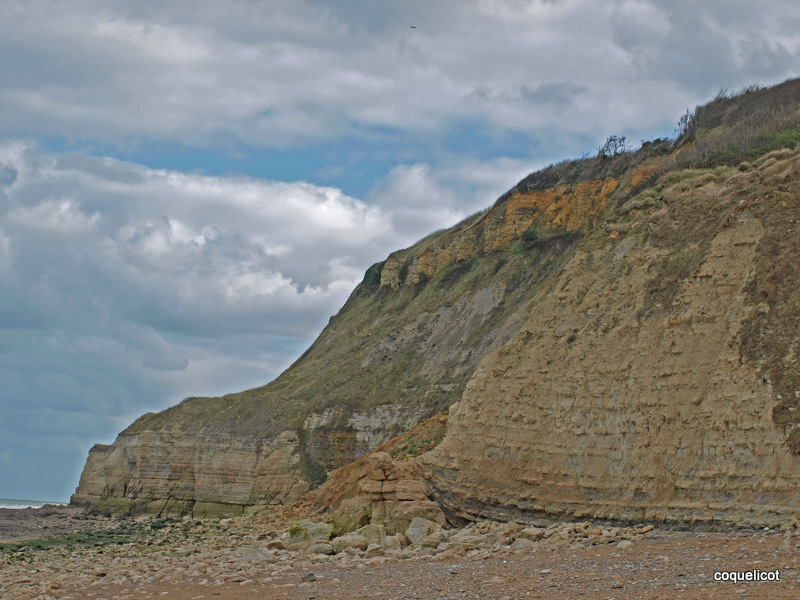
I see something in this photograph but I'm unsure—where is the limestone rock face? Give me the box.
[72,430,307,515]
[421,167,800,527]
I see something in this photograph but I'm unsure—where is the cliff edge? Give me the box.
[74,79,800,526]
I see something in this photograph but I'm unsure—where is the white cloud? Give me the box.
[8,199,100,234]
[92,19,212,65]
[0,1,795,149]
[371,164,466,238]
[0,141,500,416]
[610,0,798,95]
[0,145,412,339]
[0,227,11,275]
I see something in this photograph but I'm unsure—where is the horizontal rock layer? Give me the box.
[72,430,307,516]
[421,151,800,527]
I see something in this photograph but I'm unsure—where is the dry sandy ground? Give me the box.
[2,507,798,600]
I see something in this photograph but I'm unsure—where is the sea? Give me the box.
[0,498,67,509]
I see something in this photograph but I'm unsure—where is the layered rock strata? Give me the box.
[358,452,445,534]
[73,430,307,516]
[420,151,800,528]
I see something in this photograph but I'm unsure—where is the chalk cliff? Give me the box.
[74,79,800,525]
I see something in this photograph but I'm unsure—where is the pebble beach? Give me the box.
[2,506,799,600]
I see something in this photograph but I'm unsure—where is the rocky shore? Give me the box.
[2,505,799,600]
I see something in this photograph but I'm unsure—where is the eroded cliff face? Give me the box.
[73,81,800,522]
[72,430,307,516]
[420,149,800,528]
[73,164,609,516]
[379,175,618,290]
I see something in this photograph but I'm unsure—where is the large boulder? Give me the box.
[331,496,372,536]
[378,499,446,535]
[355,523,386,546]
[405,517,443,546]
[287,522,313,545]
[288,519,332,544]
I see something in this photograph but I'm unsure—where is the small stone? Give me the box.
[421,532,444,549]
[498,536,514,546]
[300,572,316,583]
[517,527,544,542]
[287,541,312,552]
[382,534,403,552]
[308,542,334,555]
[436,546,467,560]
[502,522,524,536]
[450,531,493,551]
[331,533,369,553]
[363,543,385,558]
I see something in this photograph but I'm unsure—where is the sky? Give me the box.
[1,0,798,503]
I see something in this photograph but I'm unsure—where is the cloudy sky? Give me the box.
[1,0,798,502]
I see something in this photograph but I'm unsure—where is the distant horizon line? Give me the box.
[0,497,69,508]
